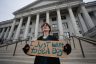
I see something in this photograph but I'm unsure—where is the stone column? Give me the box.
[68,7,81,36]
[4,27,10,39]
[78,13,88,32]
[24,16,31,39]
[46,11,50,24]
[7,20,16,40]
[0,28,5,38]
[14,17,23,41]
[57,9,64,40]
[81,4,95,28]
[34,13,39,39]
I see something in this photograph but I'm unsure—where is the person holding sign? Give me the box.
[23,22,71,64]
[33,22,60,64]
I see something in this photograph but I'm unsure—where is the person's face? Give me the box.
[42,24,50,33]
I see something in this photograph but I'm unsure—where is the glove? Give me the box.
[22,44,30,54]
[63,43,71,55]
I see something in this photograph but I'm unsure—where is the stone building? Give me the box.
[0,0,96,41]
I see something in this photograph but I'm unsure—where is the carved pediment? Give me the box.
[13,0,82,15]
[13,0,60,15]
[31,0,58,8]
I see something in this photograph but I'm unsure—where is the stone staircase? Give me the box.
[0,37,96,64]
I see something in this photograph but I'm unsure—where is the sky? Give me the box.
[0,0,96,22]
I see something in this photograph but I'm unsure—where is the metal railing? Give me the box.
[0,38,29,56]
[71,36,96,58]
[0,35,96,58]
[83,26,96,36]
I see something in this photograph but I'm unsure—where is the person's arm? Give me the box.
[22,36,42,56]
[63,43,72,55]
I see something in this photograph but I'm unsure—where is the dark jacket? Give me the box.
[34,35,60,64]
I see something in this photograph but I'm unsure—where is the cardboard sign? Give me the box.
[27,41,67,58]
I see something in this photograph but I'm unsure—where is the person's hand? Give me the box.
[63,43,72,55]
[23,44,30,54]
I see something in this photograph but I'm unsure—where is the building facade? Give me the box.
[0,0,96,41]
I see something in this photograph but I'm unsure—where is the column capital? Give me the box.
[56,8,60,11]
[12,18,16,20]
[16,16,23,20]
[36,13,40,15]
[20,17,23,19]
[79,2,85,6]
[27,14,32,17]
[27,15,31,19]
[19,17,23,22]
[67,4,72,8]
[67,6,71,8]
[46,10,49,12]
[67,6,72,10]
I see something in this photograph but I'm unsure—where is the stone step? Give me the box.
[61,62,96,64]
[0,49,95,53]
[0,55,96,59]
[0,49,96,55]
[0,40,96,64]
[0,56,35,61]
[0,44,96,53]
[0,45,96,50]
[0,53,96,58]
[0,57,96,63]
[0,59,34,64]
[1,49,96,54]
[0,60,96,64]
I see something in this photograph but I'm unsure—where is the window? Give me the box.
[43,19,46,23]
[27,36,30,39]
[79,31,82,34]
[20,29,23,34]
[89,11,94,16]
[63,22,68,29]
[76,21,79,25]
[53,33,59,39]
[0,28,2,33]
[18,37,22,40]
[38,32,42,37]
[52,17,57,21]
[61,16,66,20]
[64,32,70,38]
[12,33,14,37]
[29,28,31,33]
[52,24,57,28]
[30,21,32,25]
[4,28,7,32]
[22,23,26,26]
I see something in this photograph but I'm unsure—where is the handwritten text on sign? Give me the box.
[27,41,67,58]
